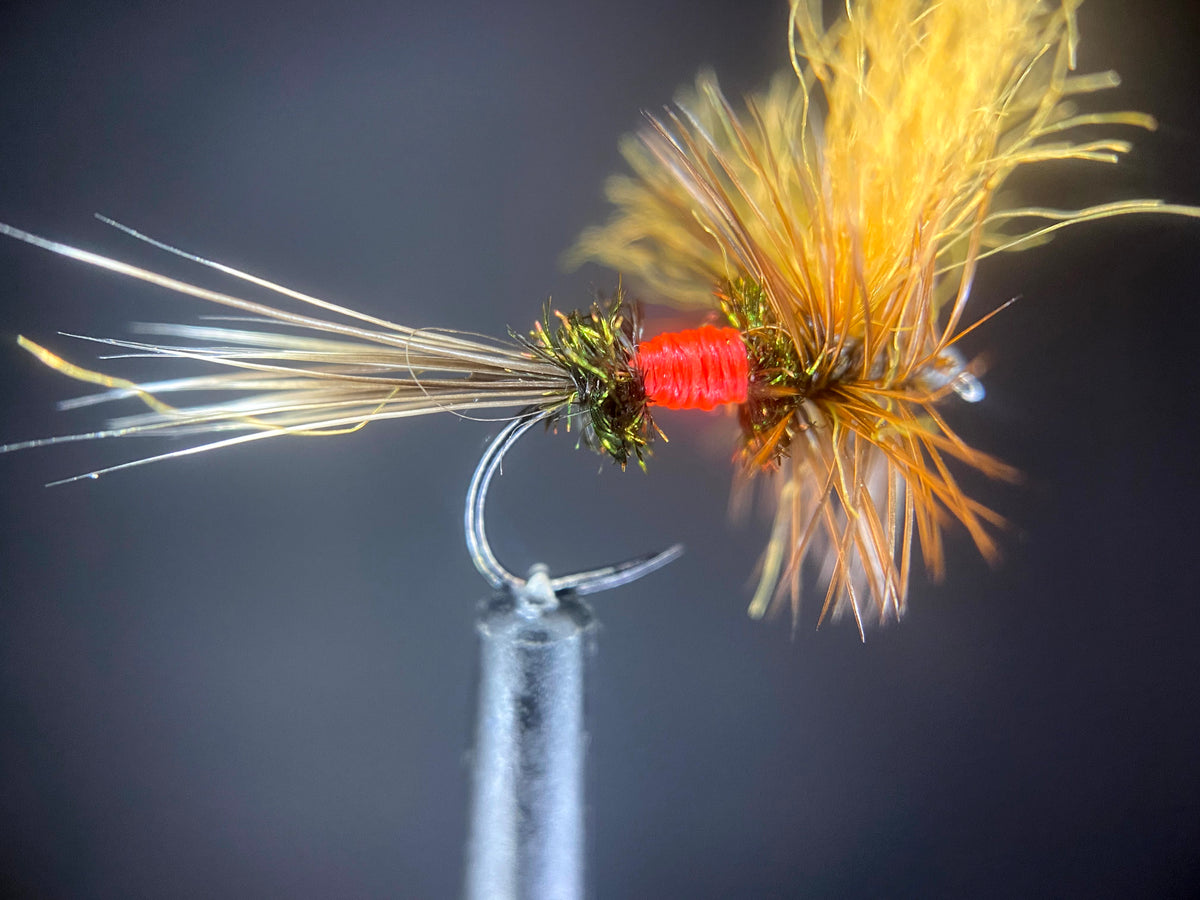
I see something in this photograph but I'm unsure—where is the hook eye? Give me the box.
[464,412,683,600]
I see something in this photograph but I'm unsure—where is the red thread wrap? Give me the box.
[636,326,749,410]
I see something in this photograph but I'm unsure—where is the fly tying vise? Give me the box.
[3,0,1200,630]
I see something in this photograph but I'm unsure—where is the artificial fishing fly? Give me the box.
[2,0,1198,633]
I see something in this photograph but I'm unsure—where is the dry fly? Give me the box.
[3,0,1198,633]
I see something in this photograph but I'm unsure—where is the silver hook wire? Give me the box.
[465,412,683,599]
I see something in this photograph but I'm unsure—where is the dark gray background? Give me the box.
[1,0,1198,896]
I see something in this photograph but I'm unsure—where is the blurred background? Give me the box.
[1,0,1197,896]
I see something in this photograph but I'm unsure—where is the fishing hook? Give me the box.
[465,412,683,600]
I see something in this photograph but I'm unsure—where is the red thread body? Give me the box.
[636,326,749,410]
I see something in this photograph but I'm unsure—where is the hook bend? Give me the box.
[464,412,683,600]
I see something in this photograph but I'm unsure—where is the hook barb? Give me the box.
[464,412,682,599]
